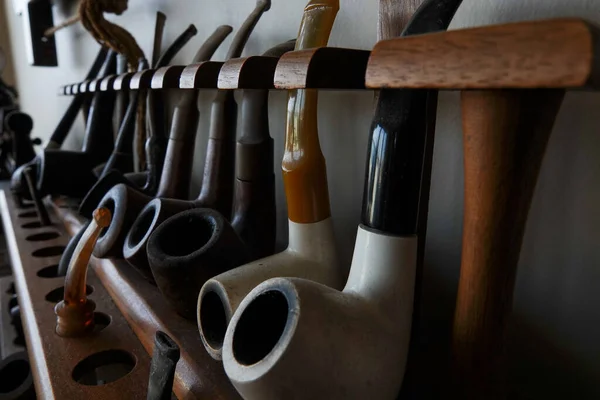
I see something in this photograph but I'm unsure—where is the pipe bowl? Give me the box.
[78,170,147,218]
[93,184,152,258]
[197,218,342,360]
[147,208,251,320]
[223,277,406,400]
[123,197,197,281]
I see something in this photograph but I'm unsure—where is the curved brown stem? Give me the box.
[452,89,565,398]
[55,207,112,337]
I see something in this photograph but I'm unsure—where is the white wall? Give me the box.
[3,0,600,397]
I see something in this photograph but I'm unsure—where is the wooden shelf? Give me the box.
[0,191,239,399]
[0,191,151,399]
[57,18,600,94]
[51,200,240,400]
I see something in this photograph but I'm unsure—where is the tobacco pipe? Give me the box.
[91,25,233,259]
[129,39,295,284]
[220,1,462,398]
[147,331,181,400]
[9,47,108,197]
[55,207,111,337]
[5,111,36,168]
[78,24,200,219]
[449,91,564,398]
[35,50,117,198]
[0,352,35,399]
[194,0,342,360]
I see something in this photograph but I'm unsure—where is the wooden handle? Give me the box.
[282,0,339,223]
[452,89,565,398]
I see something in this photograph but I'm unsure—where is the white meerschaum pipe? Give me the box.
[220,0,464,398]
[197,0,342,360]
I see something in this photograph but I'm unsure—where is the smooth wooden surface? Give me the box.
[451,89,565,399]
[52,201,240,400]
[274,48,370,89]
[0,192,151,399]
[367,18,600,89]
[179,61,224,89]
[218,56,279,89]
[152,66,186,89]
[57,18,600,93]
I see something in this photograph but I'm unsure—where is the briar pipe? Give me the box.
[450,90,565,399]
[55,208,111,337]
[193,0,342,359]
[35,50,117,198]
[92,26,232,259]
[147,331,181,400]
[9,47,108,198]
[220,2,462,398]
[126,39,295,282]
[78,25,200,219]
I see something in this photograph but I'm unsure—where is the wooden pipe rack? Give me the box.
[59,18,600,95]
[1,190,239,399]
[6,15,600,400]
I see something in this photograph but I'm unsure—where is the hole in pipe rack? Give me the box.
[36,265,59,278]
[17,211,37,218]
[0,357,31,394]
[45,285,94,303]
[72,349,136,386]
[21,221,47,229]
[92,312,111,333]
[232,290,290,366]
[32,246,65,258]
[26,232,60,242]
[6,283,15,295]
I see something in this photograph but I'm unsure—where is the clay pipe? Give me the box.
[190,0,342,359]
[77,25,199,219]
[449,89,565,398]
[126,40,295,282]
[55,207,111,337]
[147,331,181,400]
[9,47,108,199]
[219,2,462,398]
[35,50,117,198]
[91,26,232,259]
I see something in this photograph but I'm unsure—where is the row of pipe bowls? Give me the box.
[8,199,139,390]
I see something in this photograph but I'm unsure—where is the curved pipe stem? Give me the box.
[55,208,112,337]
[195,0,340,360]
[92,27,232,259]
[451,89,564,399]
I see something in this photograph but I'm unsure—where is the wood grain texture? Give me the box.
[0,192,152,399]
[151,66,186,89]
[452,89,565,399]
[179,61,224,89]
[53,201,241,399]
[218,56,279,89]
[367,18,600,89]
[274,48,370,89]
[379,0,424,40]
